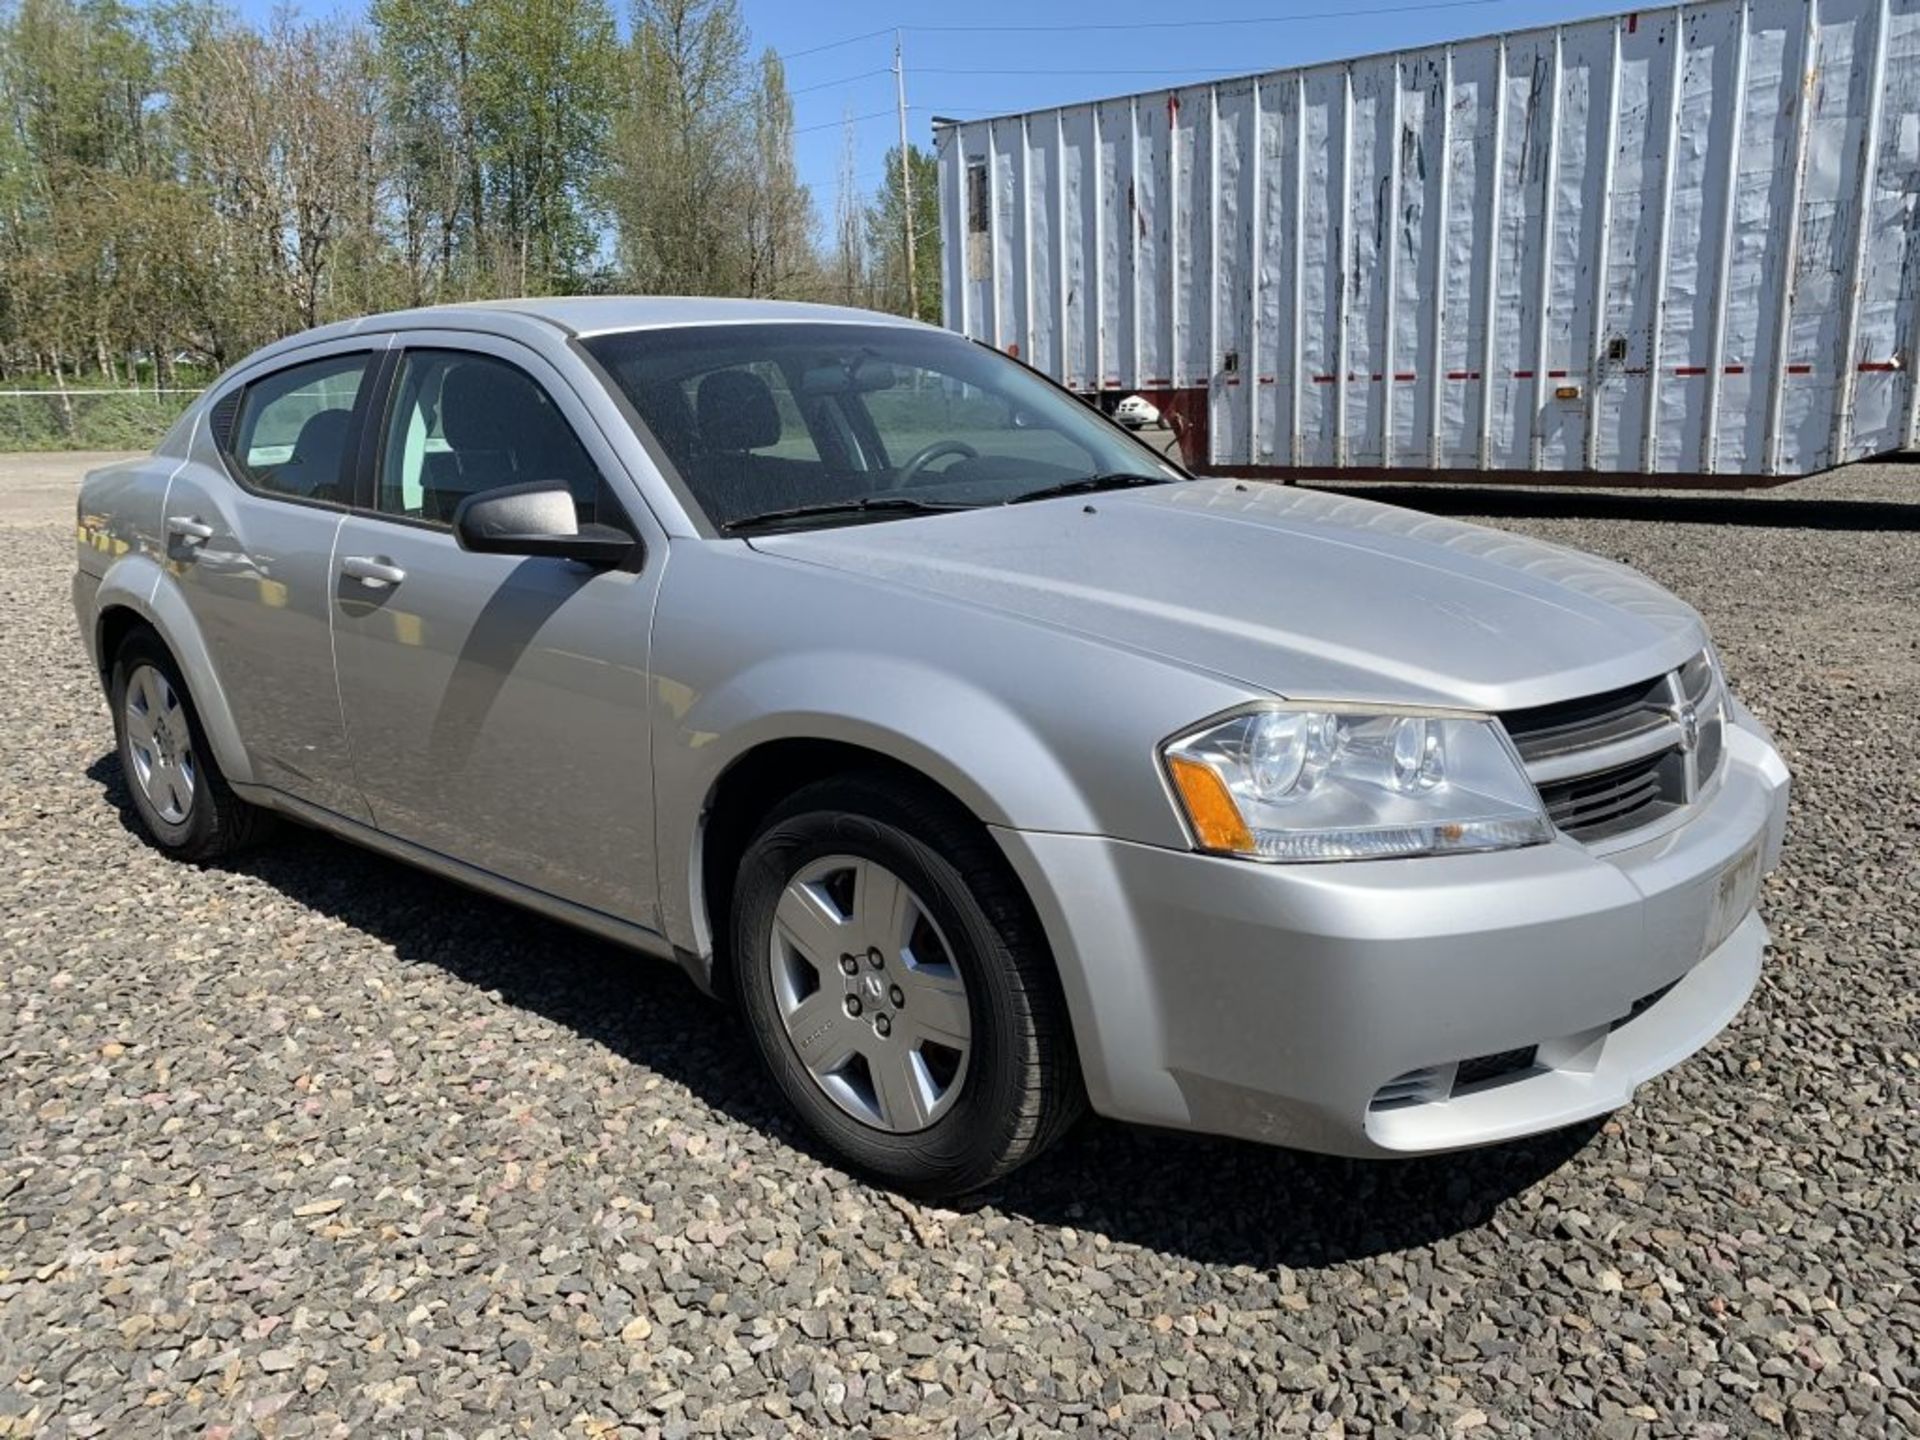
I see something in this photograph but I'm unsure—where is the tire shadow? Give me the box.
[86,750,1604,1269]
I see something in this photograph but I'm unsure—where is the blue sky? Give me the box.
[243,0,1634,212]
[754,0,1628,207]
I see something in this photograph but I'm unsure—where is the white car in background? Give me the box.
[1113,394,1159,430]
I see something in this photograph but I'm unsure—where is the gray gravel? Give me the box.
[2,455,1916,1437]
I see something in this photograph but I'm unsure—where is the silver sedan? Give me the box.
[72,298,1789,1196]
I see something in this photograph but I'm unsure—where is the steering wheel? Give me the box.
[891,439,979,489]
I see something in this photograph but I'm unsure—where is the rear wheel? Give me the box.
[110,631,266,861]
[733,775,1081,1197]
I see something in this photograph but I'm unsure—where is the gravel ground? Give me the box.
[1,455,1915,1438]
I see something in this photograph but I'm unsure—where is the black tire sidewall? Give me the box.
[110,635,216,855]
[734,796,1038,1192]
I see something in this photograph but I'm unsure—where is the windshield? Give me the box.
[581,322,1181,531]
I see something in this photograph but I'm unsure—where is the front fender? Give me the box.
[90,556,255,787]
[646,541,1257,969]
[654,649,1106,957]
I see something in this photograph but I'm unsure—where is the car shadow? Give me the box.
[86,750,1603,1269]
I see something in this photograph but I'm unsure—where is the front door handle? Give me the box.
[166,515,214,546]
[341,555,407,590]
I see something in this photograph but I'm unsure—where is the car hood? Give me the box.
[747,480,1705,711]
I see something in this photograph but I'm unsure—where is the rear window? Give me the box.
[227,353,370,503]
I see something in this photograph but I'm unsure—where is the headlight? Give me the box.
[1161,706,1552,862]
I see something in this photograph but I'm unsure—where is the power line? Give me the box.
[783,26,892,61]
[789,67,890,97]
[792,108,897,137]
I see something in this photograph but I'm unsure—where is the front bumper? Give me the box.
[994,704,1789,1157]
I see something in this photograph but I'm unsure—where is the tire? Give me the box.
[733,774,1083,1197]
[109,630,267,862]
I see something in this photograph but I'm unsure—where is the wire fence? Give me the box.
[0,387,204,453]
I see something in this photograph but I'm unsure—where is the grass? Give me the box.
[0,383,201,453]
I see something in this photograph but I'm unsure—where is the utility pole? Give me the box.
[893,30,919,320]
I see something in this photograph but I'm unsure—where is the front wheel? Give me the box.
[733,776,1082,1197]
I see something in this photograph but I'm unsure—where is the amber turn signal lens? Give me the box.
[1166,755,1255,853]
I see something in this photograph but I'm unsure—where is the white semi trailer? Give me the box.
[934,0,1920,485]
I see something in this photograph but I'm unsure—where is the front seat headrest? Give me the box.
[438,362,527,453]
[696,369,780,453]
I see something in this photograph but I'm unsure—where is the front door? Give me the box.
[329,338,664,927]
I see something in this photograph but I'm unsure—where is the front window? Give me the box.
[375,349,610,526]
[582,323,1180,532]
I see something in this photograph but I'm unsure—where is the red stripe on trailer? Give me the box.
[1311,374,1336,384]
[1394,372,1416,382]
[1723,365,1746,375]
[1674,366,1707,376]
[1858,360,1900,372]
[1446,370,1481,381]
[1257,375,1276,384]
[1547,369,1569,378]
[1513,369,1534,379]
[1786,364,1812,375]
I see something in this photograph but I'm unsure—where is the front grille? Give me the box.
[1501,672,1673,764]
[1454,1044,1539,1089]
[1502,651,1725,845]
[1609,981,1678,1032]
[1369,1066,1447,1111]
[1370,1046,1541,1112]
[1536,749,1685,840]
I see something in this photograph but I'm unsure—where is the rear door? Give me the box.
[162,341,387,822]
[329,332,666,927]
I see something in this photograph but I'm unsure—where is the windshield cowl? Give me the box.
[718,495,971,535]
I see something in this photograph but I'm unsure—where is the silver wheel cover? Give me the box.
[768,854,973,1133]
[123,664,196,825]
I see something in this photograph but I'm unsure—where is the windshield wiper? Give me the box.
[720,495,971,534]
[1004,472,1173,505]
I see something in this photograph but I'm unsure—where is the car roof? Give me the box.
[256,296,931,353]
[473,296,931,338]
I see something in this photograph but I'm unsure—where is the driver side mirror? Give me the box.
[452,482,637,567]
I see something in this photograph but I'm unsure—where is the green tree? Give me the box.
[608,0,750,294]
[0,0,173,388]
[0,0,827,418]
[738,48,813,298]
[370,0,485,301]
[471,0,620,292]
[863,143,940,324]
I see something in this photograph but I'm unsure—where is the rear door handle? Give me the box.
[341,555,407,589]
[166,515,213,546]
